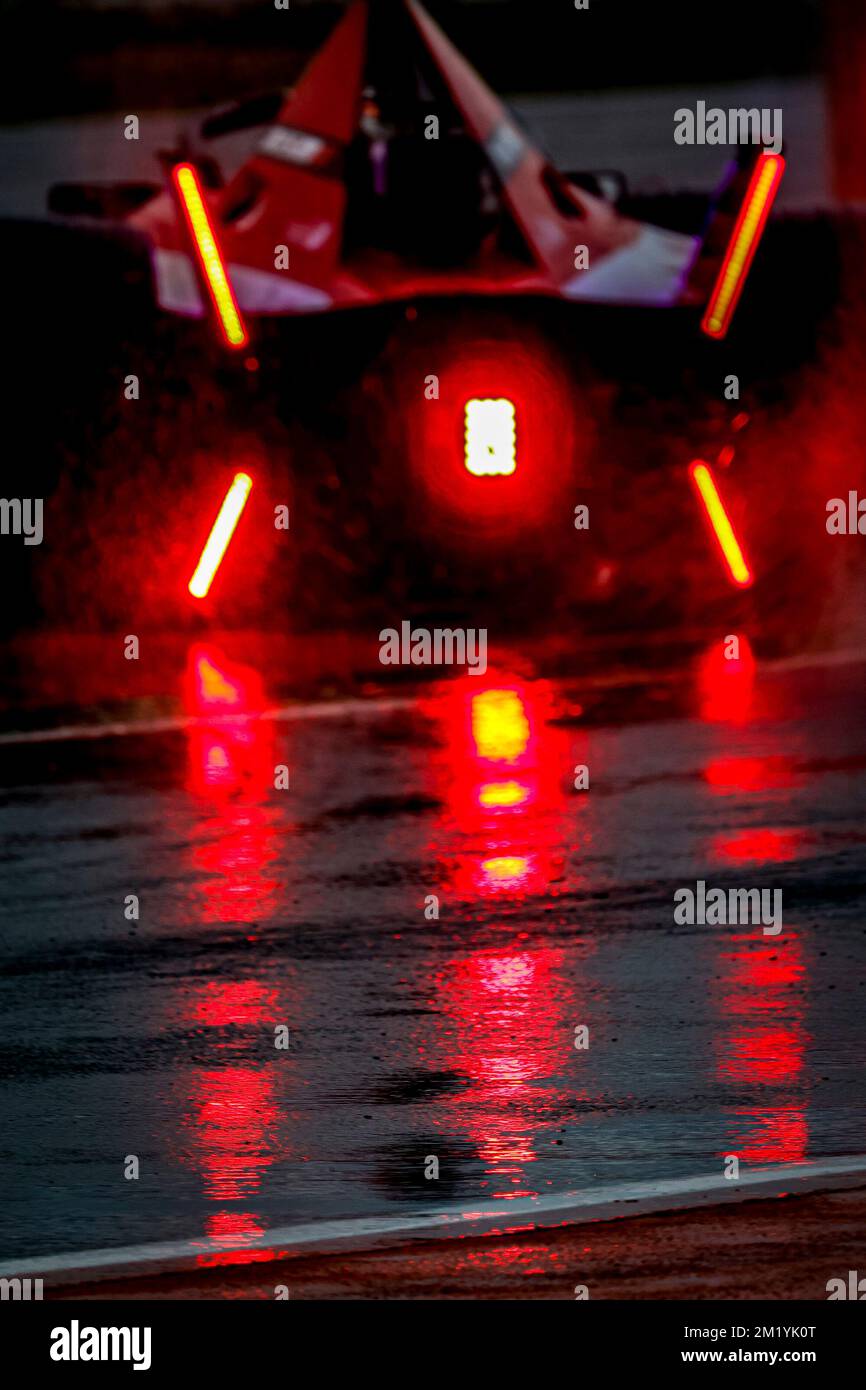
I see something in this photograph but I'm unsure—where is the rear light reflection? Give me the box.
[471,688,531,761]
[189,472,253,599]
[689,460,752,588]
[465,398,516,476]
[478,780,530,809]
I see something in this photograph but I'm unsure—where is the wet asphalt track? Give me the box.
[1,643,865,1265]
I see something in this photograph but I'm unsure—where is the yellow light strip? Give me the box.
[702,153,785,340]
[689,461,752,587]
[173,163,248,348]
[188,472,253,599]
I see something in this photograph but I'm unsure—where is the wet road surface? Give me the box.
[1,639,865,1264]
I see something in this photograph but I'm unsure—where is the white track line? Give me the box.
[5,1155,866,1285]
[0,646,863,749]
[0,696,415,747]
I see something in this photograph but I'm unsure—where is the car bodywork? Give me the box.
[52,0,769,340]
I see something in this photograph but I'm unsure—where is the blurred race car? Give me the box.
[47,0,776,339]
[3,0,847,643]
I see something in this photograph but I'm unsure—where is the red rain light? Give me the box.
[689,461,752,587]
[188,472,253,599]
[701,152,785,340]
[172,162,248,348]
[480,855,532,889]
[464,398,517,476]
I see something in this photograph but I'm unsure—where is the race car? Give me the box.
[48,0,774,335]
[2,0,845,644]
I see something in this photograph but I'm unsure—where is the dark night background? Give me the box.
[1,1,822,121]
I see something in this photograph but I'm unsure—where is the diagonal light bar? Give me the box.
[172,162,248,348]
[689,461,752,587]
[701,152,785,340]
[188,472,253,599]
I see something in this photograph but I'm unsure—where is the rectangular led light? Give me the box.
[172,162,248,349]
[689,461,752,587]
[189,472,253,599]
[701,152,785,340]
[465,398,516,476]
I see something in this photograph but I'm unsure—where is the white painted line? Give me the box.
[0,697,415,747]
[0,643,863,750]
[763,646,866,674]
[6,1155,866,1286]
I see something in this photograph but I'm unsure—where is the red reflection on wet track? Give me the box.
[478,779,531,809]
[197,1210,276,1266]
[184,645,283,922]
[699,640,811,1164]
[191,980,279,1028]
[727,1109,808,1165]
[471,687,532,762]
[434,946,570,1195]
[715,935,809,1163]
[719,1026,804,1085]
[190,1065,279,1203]
[205,1211,265,1243]
[415,676,588,1192]
[478,854,536,892]
[704,755,798,795]
[722,944,805,1002]
[697,635,756,723]
[192,815,281,924]
[426,675,578,901]
[177,645,287,1256]
[712,827,808,866]
[186,643,265,712]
